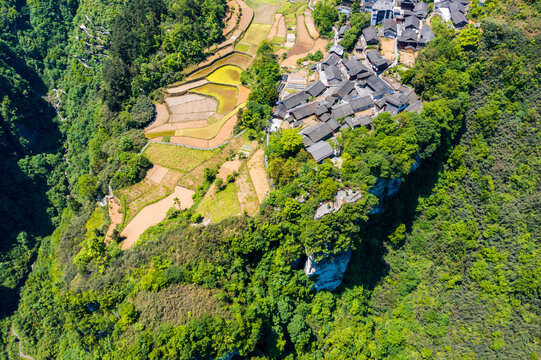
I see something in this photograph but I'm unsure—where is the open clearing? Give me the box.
[187,53,252,81]
[146,164,169,184]
[247,149,270,202]
[144,144,220,173]
[191,84,238,113]
[207,65,242,85]
[121,186,195,249]
[237,22,272,55]
[381,38,396,62]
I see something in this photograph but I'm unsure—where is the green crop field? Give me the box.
[207,65,242,86]
[144,143,220,173]
[241,23,272,46]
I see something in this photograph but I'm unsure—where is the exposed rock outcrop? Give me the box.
[304,251,352,291]
[314,188,362,220]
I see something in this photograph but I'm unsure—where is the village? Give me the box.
[98,0,470,250]
[273,0,470,163]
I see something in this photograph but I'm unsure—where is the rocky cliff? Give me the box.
[304,251,352,291]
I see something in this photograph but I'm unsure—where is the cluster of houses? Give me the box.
[273,44,419,163]
[340,0,469,29]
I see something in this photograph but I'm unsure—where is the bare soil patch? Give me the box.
[247,149,270,203]
[223,0,240,37]
[166,94,218,123]
[253,3,282,25]
[106,198,122,242]
[287,15,314,56]
[399,50,417,67]
[267,14,281,40]
[144,103,169,132]
[237,85,251,105]
[381,38,396,62]
[121,186,195,250]
[304,11,319,39]
[277,15,287,38]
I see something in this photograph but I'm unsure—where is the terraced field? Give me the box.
[190,84,238,113]
[207,65,242,85]
[187,53,252,81]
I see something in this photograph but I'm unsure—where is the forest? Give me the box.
[1,0,540,358]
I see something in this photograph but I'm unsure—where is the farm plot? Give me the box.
[144,143,220,173]
[166,94,218,122]
[190,84,238,113]
[187,53,252,81]
[207,65,242,85]
[120,185,195,250]
[235,23,272,55]
[304,11,319,39]
[236,167,259,216]
[282,15,315,67]
[174,103,245,140]
[247,149,270,202]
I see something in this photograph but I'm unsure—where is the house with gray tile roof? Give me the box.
[366,50,389,72]
[331,102,355,119]
[291,101,319,120]
[383,18,398,37]
[363,26,380,45]
[307,141,334,163]
[305,80,327,98]
[281,91,309,110]
[302,122,334,143]
[325,65,343,86]
[350,96,374,112]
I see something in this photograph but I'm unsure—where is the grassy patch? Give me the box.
[241,23,272,46]
[144,143,220,173]
[234,43,251,53]
[197,183,241,223]
[190,84,238,113]
[272,36,285,45]
[175,102,245,140]
[186,53,253,81]
[207,65,242,86]
[85,207,105,239]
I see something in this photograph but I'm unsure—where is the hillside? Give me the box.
[1,0,540,359]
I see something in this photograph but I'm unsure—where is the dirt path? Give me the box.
[121,186,195,250]
[106,198,122,242]
[144,103,169,132]
[247,149,270,203]
[12,328,34,360]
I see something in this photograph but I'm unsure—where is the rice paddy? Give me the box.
[190,84,238,113]
[207,65,243,86]
[174,103,245,139]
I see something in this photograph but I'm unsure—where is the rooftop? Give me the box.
[307,141,334,163]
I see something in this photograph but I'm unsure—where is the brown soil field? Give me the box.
[167,79,209,94]
[304,11,319,39]
[144,103,169,132]
[381,38,396,62]
[267,14,281,40]
[106,198,122,243]
[118,170,182,227]
[145,120,211,136]
[120,186,195,250]
[276,14,287,38]
[247,149,270,203]
[287,15,314,56]
[237,85,251,105]
[218,160,243,180]
[190,83,238,113]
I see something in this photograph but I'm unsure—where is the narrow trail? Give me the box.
[11,328,34,360]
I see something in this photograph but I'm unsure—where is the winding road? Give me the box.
[12,327,34,360]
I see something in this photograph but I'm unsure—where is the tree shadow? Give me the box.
[341,150,448,292]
